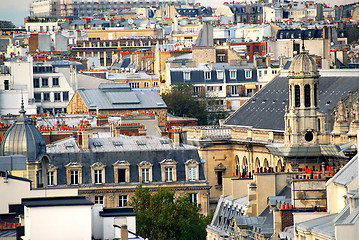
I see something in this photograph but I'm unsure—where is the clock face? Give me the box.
[304,130,313,142]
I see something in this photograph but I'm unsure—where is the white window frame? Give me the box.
[91,162,106,184]
[94,196,104,204]
[138,161,153,183]
[204,71,211,80]
[245,69,252,79]
[48,171,54,186]
[185,159,199,181]
[230,85,239,96]
[70,170,79,185]
[65,162,82,185]
[184,71,190,81]
[217,70,224,80]
[160,159,177,182]
[230,70,237,79]
[189,193,198,206]
[119,195,128,207]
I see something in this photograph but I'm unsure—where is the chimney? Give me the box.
[121,225,128,240]
[272,207,281,240]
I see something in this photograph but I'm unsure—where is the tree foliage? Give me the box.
[129,186,212,240]
[161,83,208,125]
[161,83,229,125]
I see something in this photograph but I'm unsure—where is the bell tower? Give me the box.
[284,46,326,146]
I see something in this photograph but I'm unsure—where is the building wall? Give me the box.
[24,205,92,240]
[86,29,162,41]
[192,46,216,65]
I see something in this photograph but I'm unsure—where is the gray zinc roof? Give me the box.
[224,72,359,131]
[77,83,166,110]
[326,154,357,187]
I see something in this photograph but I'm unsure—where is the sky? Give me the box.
[0,0,358,27]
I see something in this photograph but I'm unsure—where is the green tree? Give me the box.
[129,186,212,240]
[161,83,208,125]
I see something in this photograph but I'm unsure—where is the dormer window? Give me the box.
[160,159,177,182]
[65,162,83,185]
[113,160,130,183]
[185,159,200,181]
[138,161,153,183]
[91,162,105,184]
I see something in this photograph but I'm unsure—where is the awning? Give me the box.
[245,84,257,89]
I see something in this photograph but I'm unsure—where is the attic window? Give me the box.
[113,141,123,147]
[93,141,103,147]
[160,139,170,144]
[65,142,74,148]
[136,140,146,146]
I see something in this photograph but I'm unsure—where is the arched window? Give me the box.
[295,85,300,107]
[304,84,311,107]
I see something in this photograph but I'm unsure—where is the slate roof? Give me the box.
[76,83,166,111]
[100,208,136,217]
[22,196,93,207]
[326,154,357,187]
[46,135,205,185]
[224,71,359,131]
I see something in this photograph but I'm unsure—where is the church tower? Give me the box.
[284,46,326,146]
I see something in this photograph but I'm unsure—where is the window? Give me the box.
[295,85,300,107]
[47,171,54,186]
[153,82,158,87]
[230,70,237,79]
[189,193,198,206]
[63,92,69,101]
[160,159,177,182]
[193,86,201,96]
[304,84,310,107]
[129,82,139,88]
[185,159,199,181]
[165,167,173,182]
[144,82,149,88]
[42,78,48,87]
[4,80,9,90]
[218,54,225,63]
[119,195,127,207]
[264,70,267,75]
[91,162,105,184]
[54,92,61,101]
[95,196,104,204]
[230,85,239,96]
[217,70,224,80]
[254,45,259,53]
[204,71,211,80]
[52,77,59,86]
[188,167,196,181]
[113,160,130,183]
[314,84,318,107]
[33,78,40,88]
[184,71,190,81]
[34,93,41,102]
[217,171,223,185]
[43,93,50,101]
[94,169,103,184]
[258,70,262,78]
[246,89,253,97]
[70,170,79,185]
[246,45,251,53]
[245,69,252,79]
[141,168,150,182]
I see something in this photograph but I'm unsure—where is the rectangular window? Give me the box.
[118,169,126,183]
[34,93,41,102]
[264,70,267,75]
[42,78,48,87]
[230,85,239,96]
[119,195,127,207]
[254,45,259,53]
[193,86,201,96]
[153,82,158,87]
[54,92,61,101]
[258,70,262,78]
[184,71,190,81]
[129,82,139,88]
[165,167,173,182]
[33,78,40,88]
[230,70,237,79]
[4,80,9,90]
[245,70,252,79]
[43,93,50,101]
[217,70,224,80]
[141,168,149,182]
[63,92,69,101]
[94,169,102,184]
[95,196,104,204]
[204,71,211,80]
[188,167,196,181]
[144,82,149,88]
[218,54,225,63]
[70,170,79,185]
[189,193,197,205]
[48,171,54,186]
[52,77,59,86]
